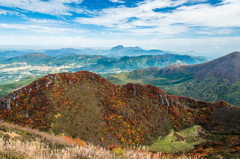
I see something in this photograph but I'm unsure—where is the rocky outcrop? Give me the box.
[156,94,169,107]
[0,74,58,111]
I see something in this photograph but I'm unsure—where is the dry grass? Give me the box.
[0,121,203,159]
[0,137,203,159]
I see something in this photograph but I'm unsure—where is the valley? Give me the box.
[0,52,207,98]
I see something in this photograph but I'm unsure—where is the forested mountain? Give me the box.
[1,53,55,65]
[81,54,207,73]
[0,53,207,72]
[0,53,112,66]
[0,46,210,59]
[0,71,240,158]
[0,50,33,61]
[107,52,240,106]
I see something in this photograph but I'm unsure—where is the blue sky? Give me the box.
[0,0,240,57]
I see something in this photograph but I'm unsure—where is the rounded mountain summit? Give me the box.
[0,70,240,147]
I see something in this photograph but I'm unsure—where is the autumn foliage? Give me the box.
[0,70,240,158]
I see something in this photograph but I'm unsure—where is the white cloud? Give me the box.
[109,0,125,3]
[0,23,87,34]
[75,0,240,35]
[0,0,84,15]
[56,0,83,4]
[26,18,67,25]
[0,9,19,15]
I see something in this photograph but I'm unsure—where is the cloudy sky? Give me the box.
[0,0,240,57]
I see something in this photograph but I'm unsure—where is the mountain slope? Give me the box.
[0,50,32,60]
[0,71,239,150]
[82,54,207,73]
[158,52,240,83]
[0,53,113,66]
[43,48,84,57]
[107,52,240,106]
[1,53,207,73]
[1,53,55,65]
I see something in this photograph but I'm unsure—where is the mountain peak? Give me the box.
[110,45,124,51]
[110,45,143,52]
[225,51,240,57]
[27,53,48,57]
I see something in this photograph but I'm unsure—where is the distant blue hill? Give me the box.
[0,45,211,60]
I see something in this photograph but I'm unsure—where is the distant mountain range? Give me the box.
[109,45,166,57]
[0,45,211,60]
[0,53,208,73]
[107,52,240,106]
[0,53,111,66]
[81,54,207,73]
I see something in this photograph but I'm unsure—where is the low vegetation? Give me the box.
[148,125,205,153]
[0,120,207,159]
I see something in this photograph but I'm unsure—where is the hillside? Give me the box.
[0,120,167,159]
[0,50,32,60]
[0,53,207,72]
[107,52,240,106]
[158,52,240,83]
[1,53,55,65]
[0,53,110,66]
[82,54,207,73]
[0,71,240,158]
[0,53,207,100]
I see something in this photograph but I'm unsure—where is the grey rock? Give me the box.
[133,85,136,95]
[164,96,169,107]
[23,87,27,91]
[157,94,164,105]
[46,81,51,88]
[29,88,32,94]
[49,75,54,80]
[156,94,169,107]
[25,111,29,118]
[6,99,11,110]
[34,82,40,90]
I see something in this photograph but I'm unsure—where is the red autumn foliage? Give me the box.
[105,144,121,150]
[0,70,239,158]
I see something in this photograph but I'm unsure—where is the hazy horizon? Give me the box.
[0,44,238,58]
